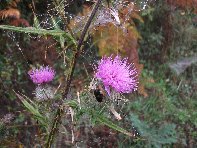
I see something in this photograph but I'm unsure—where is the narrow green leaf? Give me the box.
[96,114,132,137]
[0,25,65,36]
[51,17,60,30]
[59,35,65,48]
[0,25,76,46]
[15,92,48,127]
[33,15,40,29]
[65,100,78,109]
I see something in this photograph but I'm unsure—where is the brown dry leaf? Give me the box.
[130,12,144,23]
[9,0,20,7]
[0,8,21,19]
[0,137,24,148]
[119,2,143,23]
[9,18,30,27]
[138,82,148,98]
[138,75,156,98]
[135,64,149,97]
[92,24,124,56]
[9,2,17,8]
[119,3,135,16]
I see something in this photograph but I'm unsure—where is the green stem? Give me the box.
[45,1,102,147]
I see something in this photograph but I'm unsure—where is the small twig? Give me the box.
[77,92,81,109]
[68,107,74,122]
[109,105,122,121]
[45,1,102,147]
[83,62,90,79]
[7,124,41,128]
[177,79,183,91]
[68,107,75,143]
[54,82,61,95]
[71,129,74,143]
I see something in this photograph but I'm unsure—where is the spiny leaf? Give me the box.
[0,25,77,46]
[0,25,66,36]
[95,113,132,137]
[15,92,48,127]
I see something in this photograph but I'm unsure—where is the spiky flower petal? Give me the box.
[95,55,138,95]
[28,66,55,84]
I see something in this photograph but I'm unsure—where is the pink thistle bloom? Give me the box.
[28,66,55,84]
[95,55,138,95]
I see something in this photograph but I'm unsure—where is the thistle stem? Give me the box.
[45,0,102,147]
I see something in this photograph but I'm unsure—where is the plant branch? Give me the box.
[62,0,102,98]
[45,0,102,147]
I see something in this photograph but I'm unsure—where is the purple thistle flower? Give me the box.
[95,55,138,95]
[28,66,55,84]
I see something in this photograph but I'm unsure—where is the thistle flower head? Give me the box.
[95,55,138,95]
[28,66,55,84]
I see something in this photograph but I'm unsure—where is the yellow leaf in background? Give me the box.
[128,26,142,39]
[92,22,141,57]
[138,83,148,98]
[9,0,20,8]
[0,8,20,19]
[0,137,24,148]
[18,144,24,148]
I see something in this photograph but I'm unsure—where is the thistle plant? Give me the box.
[28,66,56,102]
[0,0,179,147]
[0,0,140,146]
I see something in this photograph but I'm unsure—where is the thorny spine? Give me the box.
[45,0,103,147]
